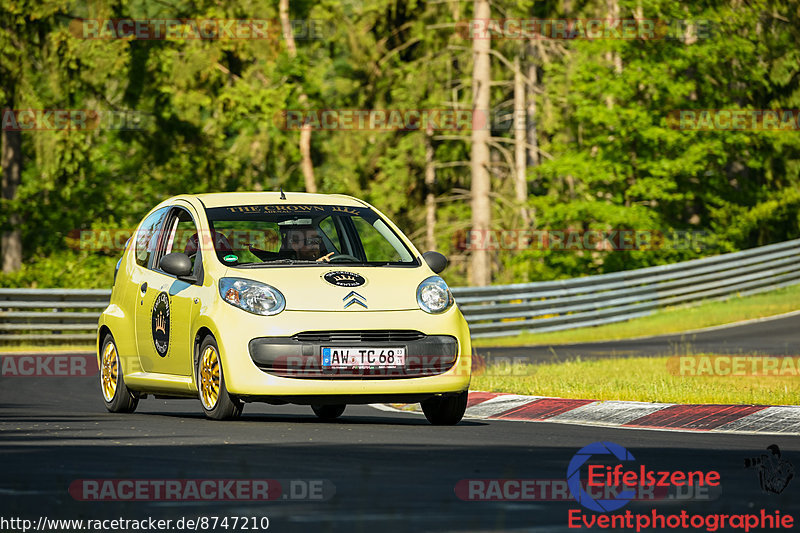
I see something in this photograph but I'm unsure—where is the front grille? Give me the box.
[292,330,426,343]
[249,334,458,379]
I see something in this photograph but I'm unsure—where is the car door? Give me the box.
[134,205,204,376]
[131,207,169,373]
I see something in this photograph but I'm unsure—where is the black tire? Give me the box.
[100,333,138,413]
[311,404,346,420]
[421,391,468,425]
[197,335,242,420]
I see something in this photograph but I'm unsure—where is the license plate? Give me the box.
[321,347,406,368]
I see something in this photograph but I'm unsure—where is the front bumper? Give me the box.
[249,333,458,378]
[207,308,472,398]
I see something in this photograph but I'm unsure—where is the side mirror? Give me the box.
[423,251,448,274]
[161,252,194,281]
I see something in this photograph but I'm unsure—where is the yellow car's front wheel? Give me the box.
[197,335,242,420]
[100,333,138,413]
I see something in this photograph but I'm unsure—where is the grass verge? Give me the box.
[471,283,800,347]
[471,356,800,405]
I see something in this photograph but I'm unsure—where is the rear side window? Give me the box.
[135,207,168,268]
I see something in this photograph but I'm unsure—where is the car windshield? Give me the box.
[203,204,417,267]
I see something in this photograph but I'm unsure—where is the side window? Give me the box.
[351,217,403,262]
[159,208,200,272]
[135,208,169,268]
[318,216,341,253]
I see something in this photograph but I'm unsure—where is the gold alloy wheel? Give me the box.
[101,341,118,402]
[199,345,221,410]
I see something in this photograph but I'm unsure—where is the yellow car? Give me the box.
[97,192,471,424]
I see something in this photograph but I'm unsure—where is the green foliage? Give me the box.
[0,251,117,288]
[1,0,799,288]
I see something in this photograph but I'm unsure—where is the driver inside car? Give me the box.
[184,230,233,257]
[283,226,334,262]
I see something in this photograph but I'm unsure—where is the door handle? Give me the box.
[140,282,148,294]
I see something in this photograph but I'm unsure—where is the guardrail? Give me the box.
[0,288,110,344]
[452,238,800,337]
[1,238,799,345]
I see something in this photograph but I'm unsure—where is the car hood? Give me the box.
[222,266,432,311]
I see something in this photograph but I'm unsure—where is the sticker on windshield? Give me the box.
[214,204,371,219]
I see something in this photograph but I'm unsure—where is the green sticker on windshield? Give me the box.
[223,254,238,262]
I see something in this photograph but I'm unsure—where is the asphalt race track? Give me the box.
[476,312,800,364]
[1,371,799,532]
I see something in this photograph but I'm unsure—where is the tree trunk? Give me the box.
[604,0,622,108]
[526,42,541,227]
[470,0,491,286]
[513,55,529,227]
[1,127,22,273]
[525,43,540,168]
[299,125,316,193]
[280,0,317,193]
[424,123,437,251]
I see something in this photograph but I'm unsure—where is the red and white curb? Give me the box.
[377,391,800,435]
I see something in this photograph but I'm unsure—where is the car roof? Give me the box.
[177,192,368,209]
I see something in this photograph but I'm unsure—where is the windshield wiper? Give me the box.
[233,259,321,267]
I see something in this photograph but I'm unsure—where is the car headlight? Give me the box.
[219,278,286,316]
[417,276,454,314]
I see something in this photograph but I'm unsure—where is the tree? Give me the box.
[513,55,529,226]
[1,128,21,272]
[280,0,316,193]
[1,4,22,272]
[470,0,491,286]
[3,0,800,290]
[0,0,61,272]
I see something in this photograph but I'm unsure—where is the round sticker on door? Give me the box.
[152,291,171,357]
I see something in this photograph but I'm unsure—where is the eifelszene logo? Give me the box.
[152,292,171,357]
[567,441,721,512]
[566,441,795,532]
